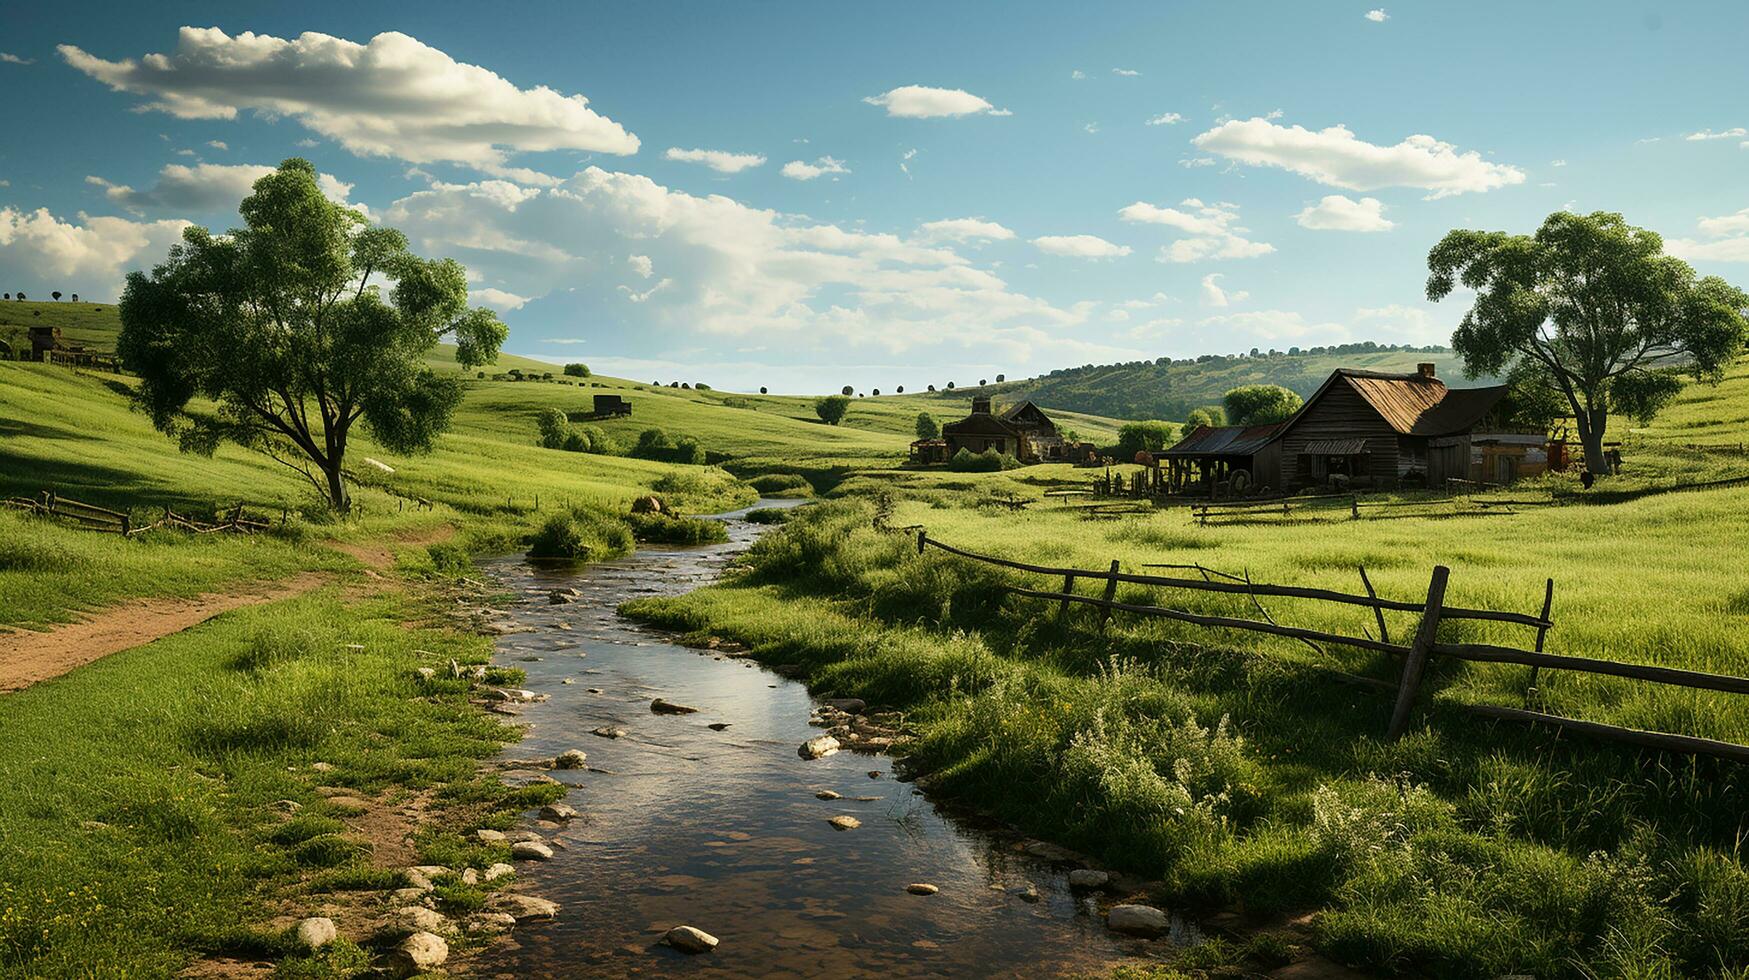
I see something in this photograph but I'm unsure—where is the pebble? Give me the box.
[1107,903,1170,936]
[1068,869,1111,890]
[906,883,939,896]
[390,931,448,975]
[497,894,560,920]
[707,722,731,731]
[474,829,507,843]
[798,735,841,760]
[1015,884,1041,903]
[822,698,866,714]
[591,726,626,739]
[393,906,450,935]
[815,790,842,800]
[664,925,719,954]
[538,802,578,821]
[827,815,861,831]
[553,749,588,769]
[651,698,700,714]
[483,862,516,882]
[292,916,336,951]
[512,841,555,861]
[465,912,518,934]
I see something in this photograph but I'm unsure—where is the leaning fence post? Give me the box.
[916,529,927,554]
[1524,578,1555,707]
[1098,559,1120,630]
[1358,565,1388,645]
[1387,564,1450,740]
[1351,495,1360,519]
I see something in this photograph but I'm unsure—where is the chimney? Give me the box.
[972,396,992,415]
[1417,362,1436,379]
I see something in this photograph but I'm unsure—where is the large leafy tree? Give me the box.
[1222,384,1303,426]
[119,159,506,511]
[1427,211,1747,475]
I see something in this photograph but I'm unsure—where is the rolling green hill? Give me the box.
[903,346,1491,422]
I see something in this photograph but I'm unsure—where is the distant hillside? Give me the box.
[908,346,1495,422]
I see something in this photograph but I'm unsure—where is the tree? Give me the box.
[927,384,936,392]
[1429,211,1748,475]
[51,291,62,301]
[70,294,79,303]
[995,373,1005,382]
[946,381,955,390]
[15,292,24,301]
[118,159,507,512]
[841,385,854,396]
[1116,420,1178,456]
[871,388,880,396]
[815,394,851,425]
[895,385,904,393]
[759,386,768,394]
[1185,406,1226,429]
[563,362,590,377]
[915,412,940,440]
[536,407,570,449]
[1223,384,1303,425]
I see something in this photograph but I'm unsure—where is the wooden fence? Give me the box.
[1190,493,1558,526]
[3,489,276,536]
[913,528,1749,764]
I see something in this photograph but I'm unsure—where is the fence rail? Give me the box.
[3,489,279,536]
[914,528,1749,765]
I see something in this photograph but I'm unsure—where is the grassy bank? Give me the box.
[623,360,1749,978]
[0,586,560,976]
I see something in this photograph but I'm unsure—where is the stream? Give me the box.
[474,499,1187,978]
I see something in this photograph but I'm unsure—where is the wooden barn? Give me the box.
[1159,421,1286,495]
[940,396,1063,463]
[1273,363,1508,490]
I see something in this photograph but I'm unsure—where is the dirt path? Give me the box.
[0,573,329,693]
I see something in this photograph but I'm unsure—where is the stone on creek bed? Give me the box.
[664,925,719,954]
[650,698,700,714]
[798,735,840,760]
[1107,903,1170,936]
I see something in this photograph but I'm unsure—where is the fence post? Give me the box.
[916,529,927,554]
[1098,559,1120,630]
[1524,578,1555,707]
[120,513,131,536]
[1387,564,1450,740]
[1358,565,1388,645]
[1351,495,1360,519]
[1058,573,1077,620]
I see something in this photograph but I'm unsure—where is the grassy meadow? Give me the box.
[624,361,1749,979]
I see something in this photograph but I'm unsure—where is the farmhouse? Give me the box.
[940,397,1066,463]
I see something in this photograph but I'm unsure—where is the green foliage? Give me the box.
[1115,420,1179,456]
[1184,405,1226,429]
[743,507,793,525]
[948,447,1020,471]
[562,362,590,377]
[624,511,730,545]
[815,394,852,425]
[526,507,634,560]
[536,407,570,449]
[1429,210,1749,473]
[1222,384,1303,425]
[116,159,507,511]
[914,412,940,440]
[747,472,812,496]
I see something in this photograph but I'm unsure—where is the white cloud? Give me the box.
[1083,122,1101,135]
[85,162,361,216]
[1697,207,1749,237]
[1354,304,1443,343]
[628,254,654,278]
[60,27,638,176]
[781,156,850,181]
[1550,158,1567,167]
[1031,234,1131,259]
[1070,69,1086,80]
[1199,273,1247,307]
[1112,68,1140,77]
[1191,117,1525,198]
[1667,206,1749,262]
[916,217,1015,243]
[863,85,1006,118]
[380,166,1096,360]
[0,53,33,65]
[1365,9,1389,22]
[1685,128,1747,141]
[469,287,529,311]
[1293,194,1395,232]
[206,140,228,151]
[663,147,766,174]
[1179,157,1217,168]
[1195,309,1351,345]
[0,207,190,300]
[899,148,918,177]
[1118,198,1275,262]
[1146,112,1184,126]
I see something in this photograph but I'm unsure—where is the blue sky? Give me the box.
[2,1,1747,392]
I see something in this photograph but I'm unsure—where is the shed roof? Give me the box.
[1289,369,1509,438]
[941,413,1021,438]
[1162,421,1286,458]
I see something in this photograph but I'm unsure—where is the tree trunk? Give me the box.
[323,460,351,512]
[1578,407,1609,477]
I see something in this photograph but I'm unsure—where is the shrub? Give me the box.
[1116,420,1178,456]
[536,408,570,449]
[948,447,1019,472]
[914,412,940,440]
[1223,384,1303,425]
[562,430,590,452]
[526,508,634,560]
[748,473,811,496]
[636,428,673,453]
[624,512,729,545]
[1185,406,1227,429]
[562,362,590,377]
[743,507,793,524]
[815,395,851,425]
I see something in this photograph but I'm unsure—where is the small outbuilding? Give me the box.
[940,396,1065,462]
[1159,422,1286,496]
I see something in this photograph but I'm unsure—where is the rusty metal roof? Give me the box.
[1162,421,1286,457]
[1338,371,1508,436]
[1303,438,1371,455]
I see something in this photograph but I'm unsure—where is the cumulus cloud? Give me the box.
[59,27,638,177]
[1199,273,1247,307]
[380,166,1096,361]
[1118,198,1275,262]
[1070,69,1086,80]
[663,147,766,173]
[0,53,33,65]
[1112,68,1140,77]
[206,140,228,151]
[85,162,361,216]
[469,287,529,311]
[1293,194,1395,232]
[1667,206,1749,262]
[1191,117,1524,198]
[781,156,850,180]
[0,207,190,300]
[1365,9,1389,22]
[1146,112,1183,126]
[863,85,1006,118]
[627,254,654,278]
[1353,304,1443,342]
[1197,309,1350,344]
[916,217,1015,243]
[1031,234,1131,259]
[1685,128,1747,141]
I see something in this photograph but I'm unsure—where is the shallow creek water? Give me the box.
[475,500,1189,978]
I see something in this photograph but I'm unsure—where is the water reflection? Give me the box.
[477,499,1174,978]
